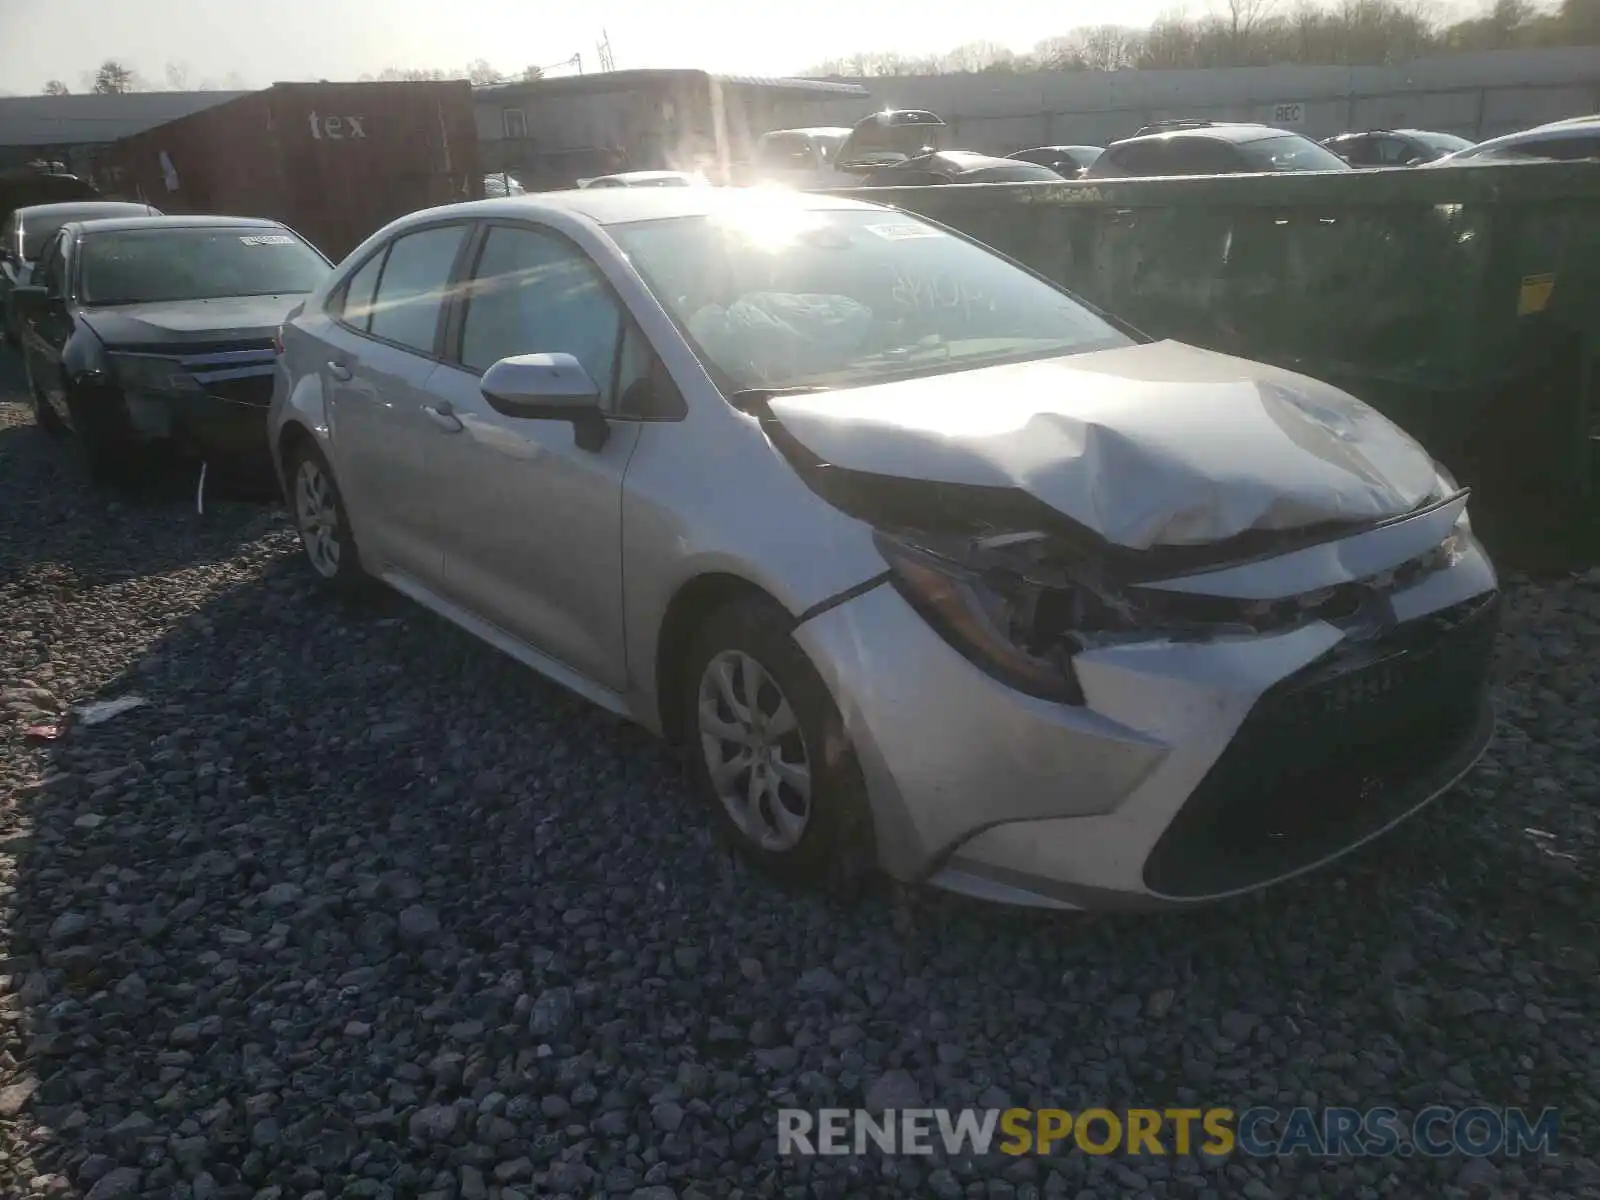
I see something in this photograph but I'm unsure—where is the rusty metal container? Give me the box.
[91,81,481,262]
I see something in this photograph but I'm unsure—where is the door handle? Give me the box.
[422,402,463,432]
[327,361,352,381]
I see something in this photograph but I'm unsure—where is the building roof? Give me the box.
[0,91,249,148]
[479,69,867,100]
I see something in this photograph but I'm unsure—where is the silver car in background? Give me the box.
[268,188,1499,909]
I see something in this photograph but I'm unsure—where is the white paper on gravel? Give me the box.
[73,695,147,726]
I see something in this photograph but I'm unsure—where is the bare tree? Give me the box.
[1073,25,1146,69]
[520,64,545,81]
[165,60,192,90]
[465,58,505,85]
[92,60,139,94]
[220,70,249,90]
[937,40,1018,72]
[42,79,70,95]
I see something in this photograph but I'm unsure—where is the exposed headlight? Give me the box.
[873,530,1088,705]
[110,353,204,396]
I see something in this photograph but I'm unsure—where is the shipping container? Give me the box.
[91,81,481,262]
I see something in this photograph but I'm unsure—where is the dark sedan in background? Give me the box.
[1321,128,1475,166]
[1086,122,1352,178]
[857,150,1066,186]
[2,201,161,346]
[1006,145,1105,178]
[11,214,332,486]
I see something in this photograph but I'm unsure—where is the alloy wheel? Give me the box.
[696,649,813,851]
[294,458,342,579]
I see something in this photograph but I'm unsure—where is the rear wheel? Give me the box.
[288,442,367,596]
[680,595,876,891]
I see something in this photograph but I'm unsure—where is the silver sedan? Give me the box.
[268,187,1499,909]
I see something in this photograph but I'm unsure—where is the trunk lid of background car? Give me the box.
[764,339,1442,550]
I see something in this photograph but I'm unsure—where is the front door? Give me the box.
[21,230,72,422]
[427,221,646,692]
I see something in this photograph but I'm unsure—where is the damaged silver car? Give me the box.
[269,187,1499,909]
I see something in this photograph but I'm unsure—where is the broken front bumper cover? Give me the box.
[793,525,1499,908]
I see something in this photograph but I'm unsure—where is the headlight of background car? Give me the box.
[110,353,204,397]
[873,530,1091,705]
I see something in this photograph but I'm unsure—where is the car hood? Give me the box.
[764,340,1443,550]
[78,294,308,348]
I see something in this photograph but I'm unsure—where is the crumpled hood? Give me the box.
[765,340,1443,550]
[79,294,307,349]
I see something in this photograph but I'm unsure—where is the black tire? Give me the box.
[285,440,368,597]
[679,595,876,892]
[23,357,66,437]
[63,389,140,490]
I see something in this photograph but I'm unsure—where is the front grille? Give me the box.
[1142,592,1499,899]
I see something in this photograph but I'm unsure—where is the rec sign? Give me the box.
[1272,102,1307,126]
[308,112,368,140]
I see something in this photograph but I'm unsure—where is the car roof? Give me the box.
[15,200,153,222]
[1113,123,1287,147]
[1013,145,1104,154]
[399,188,889,229]
[765,127,852,139]
[64,214,289,236]
[926,151,1014,169]
[1462,116,1600,152]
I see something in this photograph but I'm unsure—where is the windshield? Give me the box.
[22,205,146,259]
[611,206,1132,392]
[81,227,330,306]
[1412,132,1474,155]
[1236,134,1351,172]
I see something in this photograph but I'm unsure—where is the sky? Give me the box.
[0,0,1182,94]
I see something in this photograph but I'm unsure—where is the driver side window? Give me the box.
[457,224,623,406]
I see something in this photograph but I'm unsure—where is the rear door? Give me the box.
[321,220,473,584]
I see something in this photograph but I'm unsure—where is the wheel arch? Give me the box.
[653,572,791,746]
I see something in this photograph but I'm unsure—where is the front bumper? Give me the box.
[117,387,274,473]
[793,533,1499,908]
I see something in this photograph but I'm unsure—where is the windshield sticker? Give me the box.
[891,269,996,316]
[239,234,296,246]
[865,223,946,241]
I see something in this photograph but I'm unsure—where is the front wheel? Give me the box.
[680,596,876,890]
[23,355,66,437]
[288,443,367,596]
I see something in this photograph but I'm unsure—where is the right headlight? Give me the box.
[873,530,1089,705]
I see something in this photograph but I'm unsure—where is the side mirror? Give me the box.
[480,352,609,451]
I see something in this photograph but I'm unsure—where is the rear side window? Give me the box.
[1534,136,1600,162]
[37,233,67,297]
[368,224,469,354]
[1094,142,1167,177]
[339,251,385,331]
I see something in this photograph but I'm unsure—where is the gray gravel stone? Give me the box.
[1,388,1598,1200]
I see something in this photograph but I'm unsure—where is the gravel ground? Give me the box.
[0,374,1597,1200]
